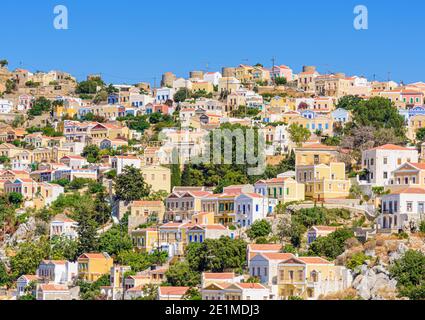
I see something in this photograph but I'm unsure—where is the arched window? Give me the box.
[311,270,318,282]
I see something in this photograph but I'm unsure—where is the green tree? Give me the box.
[183,287,202,300]
[82,145,101,163]
[0,59,8,68]
[390,250,425,300]
[50,236,79,261]
[7,192,23,206]
[29,97,52,117]
[98,225,133,256]
[174,88,191,103]
[246,219,272,240]
[288,123,311,147]
[77,214,99,255]
[165,261,201,287]
[336,95,362,111]
[170,149,181,189]
[0,261,11,288]
[9,239,50,279]
[308,228,354,259]
[274,76,287,85]
[416,128,425,142]
[114,166,151,202]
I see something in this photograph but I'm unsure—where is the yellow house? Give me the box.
[254,177,305,204]
[0,143,23,158]
[131,227,159,253]
[191,212,215,225]
[277,256,351,300]
[128,200,165,231]
[141,165,171,193]
[296,162,350,201]
[408,115,425,141]
[77,253,114,282]
[89,123,130,140]
[295,144,340,167]
[387,162,425,193]
[192,81,214,93]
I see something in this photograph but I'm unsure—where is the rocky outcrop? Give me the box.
[352,264,397,300]
[7,217,37,245]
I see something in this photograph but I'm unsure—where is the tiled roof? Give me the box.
[203,272,235,280]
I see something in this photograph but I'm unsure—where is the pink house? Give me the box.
[401,90,424,107]
[270,65,293,82]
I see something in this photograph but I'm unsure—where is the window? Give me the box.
[407,202,413,212]
[383,172,388,179]
[370,158,374,166]
[383,157,388,165]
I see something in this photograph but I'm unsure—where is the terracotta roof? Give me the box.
[132,200,163,207]
[203,272,235,280]
[311,226,338,232]
[21,275,40,281]
[390,187,425,195]
[299,143,338,150]
[39,284,69,292]
[371,144,413,151]
[159,286,189,296]
[260,253,295,261]
[248,244,282,252]
[236,283,266,289]
[409,163,425,170]
[78,253,109,260]
[41,260,67,265]
[297,257,332,264]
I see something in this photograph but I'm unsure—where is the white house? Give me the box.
[307,226,338,245]
[16,275,40,298]
[235,193,277,227]
[203,72,222,86]
[248,253,295,286]
[0,99,13,114]
[156,87,175,103]
[110,155,142,174]
[378,187,425,232]
[36,260,78,285]
[50,214,79,240]
[36,284,72,300]
[362,144,419,187]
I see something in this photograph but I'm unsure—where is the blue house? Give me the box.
[331,108,350,124]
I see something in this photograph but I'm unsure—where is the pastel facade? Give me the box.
[77,253,114,282]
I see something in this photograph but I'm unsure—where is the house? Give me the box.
[270,65,293,82]
[202,282,271,301]
[165,190,212,222]
[158,286,189,300]
[158,222,191,257]
[362,144,419,187]
[77,253,114,282]
[110,155,142,174]
[0,99,13,113]
[60,155,88,169]
[247,243,283,260]
[16,275,40,298]
[155,87,175,104]
[140,165,171,193]
[307,226,338,245]
[50,214,78,240]
[277,256,353,300]
[235,193,277,227]
[36,260,78,285]
[248,252,295,286]
[99,138,128,151]
[294,144,340,167]
[203,72,222,86]
[388,162,425,192]
[132,228,159,253]
[331,108,351,125]
[128,200,165,231]
[201,272,244,287]
[3,178,38,199]
[36,284,72,300]
[296,162,350,201]
[377,187,425,232]
[288,114,333,136]
[254,177,305,204]
[186,224,233,244]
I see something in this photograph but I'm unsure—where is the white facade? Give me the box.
[0,99,13,113]
[36,261,78,285]
[156,87,175,103]
[110,156,142,174]
[203,72,222,86]
[378,189,425,231]
[362,145,418,186]
[50,217,79,240]
[248,253,294,286]
[235,193,277,227]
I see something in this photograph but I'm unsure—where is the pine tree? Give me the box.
[171,148,181,189]
[181,165,192,186]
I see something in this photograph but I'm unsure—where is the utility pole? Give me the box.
[271,57,276,85]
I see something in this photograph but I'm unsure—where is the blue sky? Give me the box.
[1,0,424,85]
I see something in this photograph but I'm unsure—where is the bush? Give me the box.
[346,252,368,270]
[246,220,272,240]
